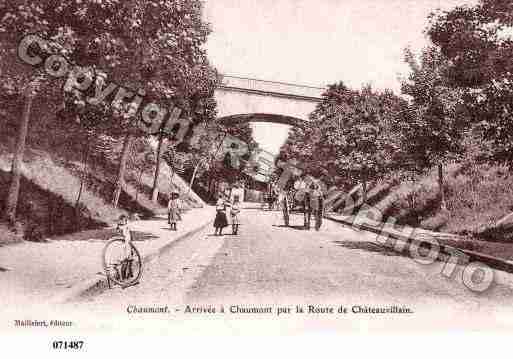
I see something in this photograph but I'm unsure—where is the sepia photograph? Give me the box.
[1,0,513,355]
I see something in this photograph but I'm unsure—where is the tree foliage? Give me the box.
[277,82,404,193]
[397,46,469,170]
[427,1,513,165]
[1,0,218,218]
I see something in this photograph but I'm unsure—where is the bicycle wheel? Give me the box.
[102,237,143,287]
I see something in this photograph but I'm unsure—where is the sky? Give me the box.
[203,0,477,154]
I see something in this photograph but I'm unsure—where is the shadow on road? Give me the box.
[332,240,407,257]
[130,231,159,241]
[272,224,308,231]
[205,233,237,237]
[49,228,159,242]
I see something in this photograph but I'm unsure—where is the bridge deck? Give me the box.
[219,75,325,100]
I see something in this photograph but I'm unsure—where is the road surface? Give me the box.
[76,208,513,331]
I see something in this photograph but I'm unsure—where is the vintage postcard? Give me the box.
[2,0,513,355]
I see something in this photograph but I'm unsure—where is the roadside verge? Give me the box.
[49,209,214,304]
[325,213,513,275]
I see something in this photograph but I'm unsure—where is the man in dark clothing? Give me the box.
[303,192,312,230]
[312,189,324,231]
[279,191,290,226]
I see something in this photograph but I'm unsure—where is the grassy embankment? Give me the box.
[0,104,204,245]
[357,163,513,261]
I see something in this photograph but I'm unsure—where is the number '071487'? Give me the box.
[52,341,84,350]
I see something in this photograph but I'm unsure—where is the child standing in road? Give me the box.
[230,197,241,235]
[168,192,182,231]
[116,214,134,279]
[116,215,132,253]
[214,197,229,236]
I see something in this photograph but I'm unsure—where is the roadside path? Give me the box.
[0,206,214,306]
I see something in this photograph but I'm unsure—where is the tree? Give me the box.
[179,121,220,194]
[3,81,38,223]
[275,122,330,200]
[277,125,317,176]
[398,46,469,209]
[0,1,71,224]
[128,137,156,202]
[218,121,257,186]
[275,81,405,212]
[179,119,258,200]
[427,1,513,166]
[65,0,217,206]
[2,1,219,210]
[150,62,218,202]
[301,83,402,202]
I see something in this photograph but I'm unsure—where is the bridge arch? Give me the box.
[217,113,306,128]
[215,75,324,127]
[213,75,325,186]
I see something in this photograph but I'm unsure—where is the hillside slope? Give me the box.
[355,163,513,238]
[0,113,205,243]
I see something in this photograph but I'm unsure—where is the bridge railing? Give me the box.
[219,75,325,100]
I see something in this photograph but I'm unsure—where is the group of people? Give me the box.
[167,190,242,236]
[302,183,324,231]
[165,182,324,236]
[279,183,325,231]
[214,195,241,236]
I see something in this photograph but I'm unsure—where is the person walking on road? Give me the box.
[310,184,324,231]
[167,192,182,231]
[278,190,290,227]
[268,188,277,211]
[303,191,312,230]
[230,197,241,235]
[214,196,229,236]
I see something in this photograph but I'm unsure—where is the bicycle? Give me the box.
[102,233,143,288]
